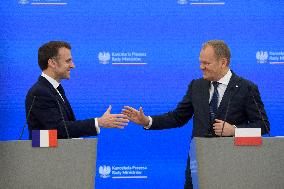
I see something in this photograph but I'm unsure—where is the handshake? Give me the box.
[98,105,149,129]
[99,105,236,137]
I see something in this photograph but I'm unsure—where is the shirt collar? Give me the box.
[41,72,60,89]
[212,69,232,86]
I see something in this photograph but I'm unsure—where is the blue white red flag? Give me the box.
[32,130,57,147]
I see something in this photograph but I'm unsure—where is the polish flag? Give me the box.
[234,128,262,146]
[32,130,58,147]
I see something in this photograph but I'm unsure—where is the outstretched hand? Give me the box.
[122,106,150,126]
[98,105,129,129]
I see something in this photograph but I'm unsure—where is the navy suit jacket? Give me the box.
[25,76,98,139]
[150,72,270,137]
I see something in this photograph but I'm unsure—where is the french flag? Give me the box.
[234,128,262,146]
[32,130,58,147]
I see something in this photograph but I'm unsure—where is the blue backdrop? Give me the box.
[1,0,283,188]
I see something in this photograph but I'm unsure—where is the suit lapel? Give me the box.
[216,73,241,118]
[61,94,75,120]
[201,80,211,125]
[38,76,75,120]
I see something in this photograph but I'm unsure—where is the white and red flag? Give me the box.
[234,128,262,146]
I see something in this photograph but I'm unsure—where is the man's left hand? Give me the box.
[213,119,235,136]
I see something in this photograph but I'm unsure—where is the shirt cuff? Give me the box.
[144,116,152,129]
[94,118,100,134]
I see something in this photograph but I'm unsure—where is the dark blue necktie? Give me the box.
[57,84,67,102]
[57,84,75,120]
[209,81,220,123]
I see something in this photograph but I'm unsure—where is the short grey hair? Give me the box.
[202,40,231,64]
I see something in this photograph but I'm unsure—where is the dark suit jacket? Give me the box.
[150,72,270,137]
[25,76,98,139]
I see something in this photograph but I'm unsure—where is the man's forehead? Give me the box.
[58,47,70,53]
[57,47,71,57]
[201,45,214,53]
[200,46,215,56]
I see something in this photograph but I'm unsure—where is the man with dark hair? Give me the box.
[122,40,270,188]
[26,41,129,139]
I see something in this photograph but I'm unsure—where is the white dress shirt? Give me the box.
[209,69,232,107]
[41,72,64,101]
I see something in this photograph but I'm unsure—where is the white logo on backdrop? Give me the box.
[98,52,111,64]
[177,0,188,5]
[99,165,111,178]
[256,51,268,64]
[98,51,147,65]
[99,165,148,179]
[187,0,226,5]
[19,0,29,4]
[190,160,198,173]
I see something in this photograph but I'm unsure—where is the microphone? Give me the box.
[56,99,70,139]
[19,96,36,140]
[220,86,235,137]
[248,85,271,137]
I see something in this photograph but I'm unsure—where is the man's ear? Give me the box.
[47,58,55,68]
[221,58,228,67]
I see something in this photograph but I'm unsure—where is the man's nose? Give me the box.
[70,62,75,68]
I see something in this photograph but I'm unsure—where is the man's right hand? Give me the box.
[98,105,129,129]
[122,106,150,126]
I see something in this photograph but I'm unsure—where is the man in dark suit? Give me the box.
[26,41,129,139]
[122,40,270,189]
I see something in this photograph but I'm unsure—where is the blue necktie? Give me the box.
[57,84,67,103]
[57,84,75,120]
[209,81,219,123]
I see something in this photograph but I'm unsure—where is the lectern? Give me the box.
[190,137,284,189]
[0,139,97,189]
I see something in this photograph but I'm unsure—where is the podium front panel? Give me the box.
[0,139,97,189]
